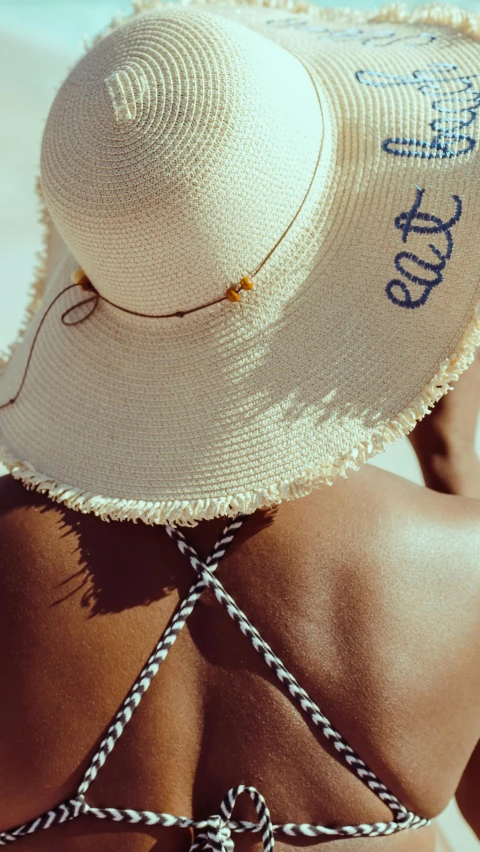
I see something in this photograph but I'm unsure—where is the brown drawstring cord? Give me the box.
[0,58,323,410]
[0,283,99,410]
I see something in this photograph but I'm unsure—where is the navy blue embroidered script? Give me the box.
[266,20,439,48]
[386,187,462,309]
[356,62,480,158]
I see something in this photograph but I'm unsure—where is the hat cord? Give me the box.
[0,58,323,411]
[71,56,324,319]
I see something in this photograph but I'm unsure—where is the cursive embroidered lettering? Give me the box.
[356,63,480,158]
[266,20,439,48]
[386,187,462,309]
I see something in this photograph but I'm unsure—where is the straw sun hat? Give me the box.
[1,0,480,526]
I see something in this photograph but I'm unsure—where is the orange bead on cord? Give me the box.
[71,266,88,285]
[71,267,95,291]
[226,276,255,302]
[72,265,255,305]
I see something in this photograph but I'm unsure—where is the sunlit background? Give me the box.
[1,1,480,846]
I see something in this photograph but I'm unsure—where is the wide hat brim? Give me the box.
[1,0,480,526]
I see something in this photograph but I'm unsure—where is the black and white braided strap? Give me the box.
[189,785,275,852]
[0,798,85,845]
[0,513,431,848]
[163,524,409,820]
[0,794,429,848]
[77,514,248,797]
[82,795,429,842]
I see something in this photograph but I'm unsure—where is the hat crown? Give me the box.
[40,8,323,315]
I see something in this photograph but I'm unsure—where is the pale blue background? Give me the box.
[2,0,480,53]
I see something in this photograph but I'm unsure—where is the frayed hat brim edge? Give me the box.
[1,0,480,526]
[1,302,479,527]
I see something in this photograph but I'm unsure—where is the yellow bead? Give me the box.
[240,276,254,290]
[71,266,88,285]
[226,288,241,302]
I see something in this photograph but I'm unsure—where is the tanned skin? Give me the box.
[411,353,480,838]
[1,351,480,851]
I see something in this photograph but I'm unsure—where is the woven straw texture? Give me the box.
[1,0,480,525]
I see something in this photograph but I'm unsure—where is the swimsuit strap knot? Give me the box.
[190,785,274,852]
[72,795,90,817]
[191,814,234,852]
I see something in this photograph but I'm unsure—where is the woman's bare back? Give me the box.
[1,463,480,851]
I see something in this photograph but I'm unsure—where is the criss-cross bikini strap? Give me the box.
[163,522,406,819]
[79,511,403,812]
[77,513,247,797]
[0,512,431,848]
[7,508,402,815]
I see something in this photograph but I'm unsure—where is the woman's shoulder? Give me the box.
[318,461,480,572]
[0,474,69,561]
[263,465,480,815]
[300,464,480,699]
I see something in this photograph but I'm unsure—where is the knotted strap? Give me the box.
[0,513,431,846]
[190,786,274,852]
